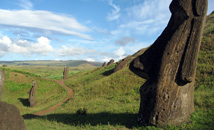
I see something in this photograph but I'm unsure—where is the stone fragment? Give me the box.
[129,0,207,126]
[63,66,69,79]
[28,81,38,107]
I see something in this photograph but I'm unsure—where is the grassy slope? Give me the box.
[1,69,67,115]
[25,13,214,130]
[3,12,214,130]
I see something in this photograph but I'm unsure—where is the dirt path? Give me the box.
[32,80,73,116]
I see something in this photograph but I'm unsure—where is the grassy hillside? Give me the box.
[1,69,67,115]
[1,12,213,130]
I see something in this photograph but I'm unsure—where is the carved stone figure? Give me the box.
[0,69,5,101]
[63,66,69,79]
[129,0,207,126]
[0,70,27,130]
[102,62,107,67]
[107,59,114,66]
[28,81,38,107]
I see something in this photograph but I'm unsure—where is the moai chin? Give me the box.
[63,66,69,79]
[28,81,38,107]
[129,0,207,126]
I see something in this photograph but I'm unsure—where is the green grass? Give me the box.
[1,70,67,115]
[1,11,214,130]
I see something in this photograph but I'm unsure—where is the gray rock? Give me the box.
[0,69,5,101]
[63,66,69,79]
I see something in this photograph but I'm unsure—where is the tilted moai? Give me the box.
[63,66,69,79]
[107,59,114,66]
[0,70,27,130]
[102,62,107,67]
[28,81,38,107]
[129,0,207,126]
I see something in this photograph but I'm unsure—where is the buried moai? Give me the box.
[28,81,38,107]
[129,0,207,126]
[107,59,114,66]
[102,62,107,67]
[0,70,27,130]
[63,66,69,79]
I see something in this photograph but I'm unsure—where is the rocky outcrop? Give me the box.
[0,70,5,101]
[28,81,38,107]
[107,59,114,66]
[63,66,69,79]
[0,69,27,130]
[129,0,207,126]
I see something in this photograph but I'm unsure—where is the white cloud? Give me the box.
[19,0,33,10]
[107,0,120,21]
[115,0,171,36]
[57,45,95,57]
[0,9,92,40]
[102,56,112,62]
[115,36,136,46]
[114,47,125,60]
[85,58,95,62]
[0,36,53,57]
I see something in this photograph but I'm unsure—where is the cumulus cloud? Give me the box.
[57,45,96,57]
[107,0,120,21]
[115,36,136,46]
[0,36,53,57]
[114,47,125,59]
[0,9,92,40]
[85,58,95,62]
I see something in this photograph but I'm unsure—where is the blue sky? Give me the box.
[0,0,213,62]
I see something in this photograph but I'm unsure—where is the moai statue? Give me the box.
[0,69,5,101]
[102,62,107,67]
[129,0,207,126]
[107,59,114,66]
[0,70,27,130]
[28,81,38,107]
[63,66,69,79]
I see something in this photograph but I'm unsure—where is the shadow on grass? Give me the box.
[18,98,29,107]
[23,112,139,128]
[102,69,114,76]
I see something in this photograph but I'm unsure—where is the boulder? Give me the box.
[28,81,38,107]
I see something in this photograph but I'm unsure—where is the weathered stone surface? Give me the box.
[107,59,114,66]
[0,102,27,130]
[102,62,107,67]
[0,70,5,101]
[28,81,38,107]
[114,48,148,73]
[63,66,69,79]
[129,0,207,126]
